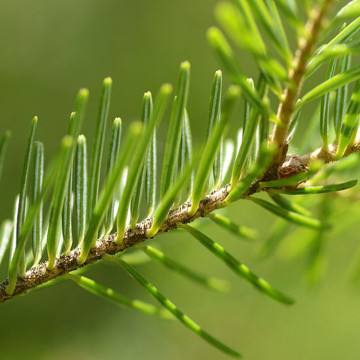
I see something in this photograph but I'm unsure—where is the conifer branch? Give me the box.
[1,1,359,356]
[1,138,359,304]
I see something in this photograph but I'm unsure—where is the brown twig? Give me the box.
[1,139,359,304]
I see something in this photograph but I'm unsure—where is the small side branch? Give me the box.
[271,0,334,170]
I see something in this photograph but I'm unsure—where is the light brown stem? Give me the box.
[298,142,360,166]
[271,0,334,171]
[1,138,359,304]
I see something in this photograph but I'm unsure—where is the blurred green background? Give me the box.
[1,0,360,359]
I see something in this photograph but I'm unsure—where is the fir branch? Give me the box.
[1,138,359,304]
[1,1,360,357]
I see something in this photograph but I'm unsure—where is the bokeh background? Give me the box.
[1,0,360,359]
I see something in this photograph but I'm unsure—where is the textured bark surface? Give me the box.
[0,185,232,303]
[1,139,359,304]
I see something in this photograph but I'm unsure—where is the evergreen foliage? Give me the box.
[1,0,360,357]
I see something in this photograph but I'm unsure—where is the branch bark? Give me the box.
[1,140,359,304]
